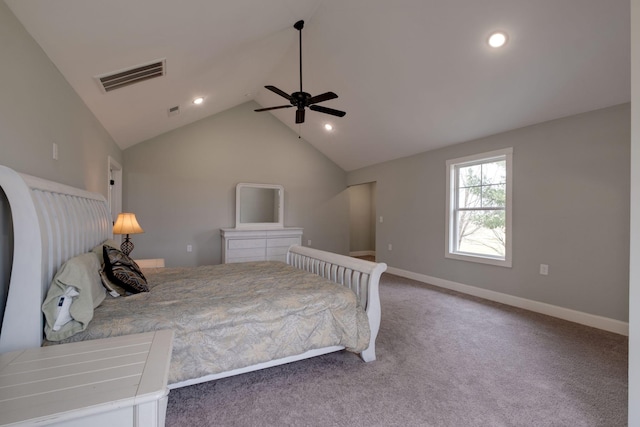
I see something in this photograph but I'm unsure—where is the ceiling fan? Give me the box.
[254,20,346,124]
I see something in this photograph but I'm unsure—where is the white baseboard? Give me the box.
[350,250,376,257]
[386,266,629,336]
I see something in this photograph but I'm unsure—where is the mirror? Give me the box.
[235,183,284,229]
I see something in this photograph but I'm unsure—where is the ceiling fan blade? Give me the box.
[254,105,293,112]
[296,109,305,124]
[307,91,338,105]
[309,105,346,117]
[265,85,293,101]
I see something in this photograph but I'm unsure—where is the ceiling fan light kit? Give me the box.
[255,20,346,124]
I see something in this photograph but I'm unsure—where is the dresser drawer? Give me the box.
[266,246,289,258]
[227,247,265,259]
[267,237,301,248]
[266,244,290,262]
[227,255,267,263]
[227,238,266,250]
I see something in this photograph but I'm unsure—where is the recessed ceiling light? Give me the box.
[193,97,204,105]
[324,123,333,131]
[488,32,508,48]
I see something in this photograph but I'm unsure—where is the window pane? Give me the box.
[481,184,505,208]
[482,160,506,185]
[458,187,481,208]
[458,164,481,188]
[456,210,505,258]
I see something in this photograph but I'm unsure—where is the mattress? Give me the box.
[49,261,371,385]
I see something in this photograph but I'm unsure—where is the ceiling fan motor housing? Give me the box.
[292,92,311,106]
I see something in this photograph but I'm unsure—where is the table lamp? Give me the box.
[112,213,144,256]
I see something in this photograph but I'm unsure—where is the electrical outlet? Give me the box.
[187,245,193,253]
[539,264,549,275]
[379,216,384,223]
[307,240,312,246]
[388,244,392,251]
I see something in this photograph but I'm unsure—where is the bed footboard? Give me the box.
[286,245,386,362]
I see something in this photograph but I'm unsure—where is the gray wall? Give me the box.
[0,3,122,191]
[0,3,122,327]
[348,104,630,322]
[123,101,349,267]
[349,182,376,253]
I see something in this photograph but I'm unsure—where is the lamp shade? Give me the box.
[113,213,144,235]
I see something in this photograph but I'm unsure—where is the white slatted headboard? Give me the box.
[0,166,112,353]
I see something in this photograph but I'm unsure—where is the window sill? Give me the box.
[446,252,512,268]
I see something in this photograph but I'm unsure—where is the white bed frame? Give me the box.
[0,165,386,388]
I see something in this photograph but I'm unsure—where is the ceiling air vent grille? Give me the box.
[96,59,165,93]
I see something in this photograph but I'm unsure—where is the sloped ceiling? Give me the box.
[5,0,630,171]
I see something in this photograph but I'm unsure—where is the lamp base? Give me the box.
[120,235,134,256]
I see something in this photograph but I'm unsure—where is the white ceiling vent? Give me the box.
[96,59,165,93]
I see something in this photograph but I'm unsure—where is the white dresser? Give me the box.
[0,330,173,427]
[221,227,303,263]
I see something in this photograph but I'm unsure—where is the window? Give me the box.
[446,148,512,267]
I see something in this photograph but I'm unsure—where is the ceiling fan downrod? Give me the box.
[294,20,304,95]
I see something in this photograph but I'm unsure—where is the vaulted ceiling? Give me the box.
[5,0,630,171]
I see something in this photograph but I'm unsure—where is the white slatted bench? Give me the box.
[0,330,173,427]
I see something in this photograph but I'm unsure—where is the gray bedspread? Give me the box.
[51,261,371,385]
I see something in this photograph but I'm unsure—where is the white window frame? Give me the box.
[445,147,513,267]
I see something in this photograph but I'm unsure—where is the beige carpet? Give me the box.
[165,273,628,426]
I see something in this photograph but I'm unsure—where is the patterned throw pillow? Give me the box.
[99,269,126,297]
[103,246,149,294]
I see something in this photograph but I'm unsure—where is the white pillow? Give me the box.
[42,252,106,341]
[52,287,80,331]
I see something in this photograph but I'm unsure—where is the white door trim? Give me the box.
[107,156,122,224]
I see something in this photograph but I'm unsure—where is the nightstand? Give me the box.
[0,330,173,427]
[135,258,166,268]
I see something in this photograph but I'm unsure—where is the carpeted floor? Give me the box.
[165,273,628,427]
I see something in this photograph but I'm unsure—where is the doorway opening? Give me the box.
[348,182,376,261]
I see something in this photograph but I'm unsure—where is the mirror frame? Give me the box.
[235,183,284,229]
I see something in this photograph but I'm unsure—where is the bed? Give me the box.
[0,165,386,388]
